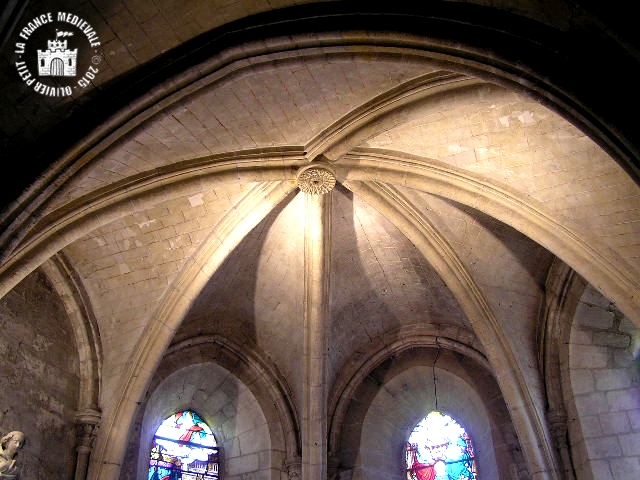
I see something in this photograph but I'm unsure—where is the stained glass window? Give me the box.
[405,411,477,480]
[149,410,220,480]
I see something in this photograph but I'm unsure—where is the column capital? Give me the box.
[285,457,302,480]
[74,408,101,425]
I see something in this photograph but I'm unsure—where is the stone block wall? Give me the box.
[569,285,640,479]
[0,269,79,479]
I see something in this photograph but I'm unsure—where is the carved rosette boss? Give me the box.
[296,164,336,195]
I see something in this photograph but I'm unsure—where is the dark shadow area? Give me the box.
[174,189,297,347]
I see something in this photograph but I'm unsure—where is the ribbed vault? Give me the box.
[0,8,638,480]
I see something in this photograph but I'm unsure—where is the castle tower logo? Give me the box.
[37,30,78,77]
[14,12,102,97]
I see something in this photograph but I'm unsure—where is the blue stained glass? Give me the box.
[405,411,477,480]
[149,410,219,480]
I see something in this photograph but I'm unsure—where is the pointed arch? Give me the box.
[39,253,102,412]
[537,259,587,479]
[339,149,640,325]
[39,253,103,480]
[342,180,560,478]
[0,149,305,300]
[88,181,297,479]
[155,334,300,469]
[328,326,517,479]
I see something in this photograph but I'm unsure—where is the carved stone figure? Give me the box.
[0,431,24,479]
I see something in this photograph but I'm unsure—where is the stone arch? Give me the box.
[39,253,102,480]
[537,259,587,479]
[11,142,636,480]
[532,258,640,479]
[6,4,636,227]
[339,152,640,325]
[0,22,636,480]
[88,182,297,479]
[40,253,102,413]
[342,180,559,476]
[131,334,299,479]
[328,327,522,479]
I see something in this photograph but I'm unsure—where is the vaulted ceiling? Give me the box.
[1,1,639,478]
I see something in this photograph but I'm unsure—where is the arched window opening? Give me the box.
[405,411,477,480]
[149,410,219,480]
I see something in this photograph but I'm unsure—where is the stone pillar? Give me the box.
[74,408,101,480]
[548,411,575,480]
[297,164,335,480]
